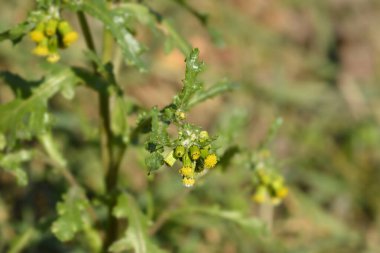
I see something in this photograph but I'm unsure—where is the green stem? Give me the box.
[99,3,126,252]
[77,11,97,54]
[7,228,37,253]
[77,4,126,251]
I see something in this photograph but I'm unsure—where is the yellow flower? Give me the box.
[275,186,288,198]
[189,145,200,160]
[45,19,59,36]
[251,186,268,203]
[32,46,49,56]
[63,31,78,47]
[179,166,193,177]
[182,177,195,187]
[29,30,45,43]
[47,53,60,63]
[204,154,217,169]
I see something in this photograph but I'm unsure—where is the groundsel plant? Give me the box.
[0,0,287,252]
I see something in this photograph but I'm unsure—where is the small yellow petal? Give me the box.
[29,31,45,43]
[32,46,49,56]
[179,166,193,177]
[182,177,195,187]
[63,31,78,46]
[204,154,217,169]
[47,53,60,63]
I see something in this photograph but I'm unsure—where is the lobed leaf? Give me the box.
[80,0,146,71]
[51,187,91,242]
[173,48,205,109]
[0,68,79,145]
[0,150,32,186]
[110,193,166,253]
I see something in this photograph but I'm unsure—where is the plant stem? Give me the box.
[99,3,126,252]
[77,5,126,251]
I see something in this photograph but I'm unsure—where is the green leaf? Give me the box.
[145,151,164,172]
[174,206,267,236]
[0,150,32,186]
[173,48,205,109]
[112,95,131,143]
[80,0,146,70]
[161,20,191,55]
[145,107,170,151]
[110,193,166,253]
[187,79,238,108]
[0,22,32,45]
[115,3,157,32]
[51,187,91,242]
[0,68,79,145]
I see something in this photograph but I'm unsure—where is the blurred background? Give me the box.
[1,0,380,252]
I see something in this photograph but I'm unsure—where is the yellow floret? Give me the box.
[182,177,195,187]
[32,46,49,56]
[204,154,217,169]
[179,166,193,177]
[251,186,268,203]
[47,53,60,63]
[63,31,78,46]
[29,30,45,43]
[275,186,288,199]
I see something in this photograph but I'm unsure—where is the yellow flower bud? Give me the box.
[179,166,193,177]
[204,154,217,169]
[32,45,49,56]
[29,30,45,43]
[199,130,209,143]
[182,177,195,187]
[174,145,185,158]
[252,186,268,203]
[47,53,60,63]
[189,145,200,160]
[45,19,59,36]
[63,31,78,47]
[275,186,288,199]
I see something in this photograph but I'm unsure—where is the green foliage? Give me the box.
[0,0,303,253]
[0,150,31,185]
[51,187,91,242]
[0,68,78,145]
[110,193,165,253]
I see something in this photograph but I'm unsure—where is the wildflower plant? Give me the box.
[0,0,287,252]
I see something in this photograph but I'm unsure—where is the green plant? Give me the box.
[0,0,287,252]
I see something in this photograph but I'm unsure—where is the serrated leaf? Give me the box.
[145,107,170,151]
[145,151,164,172]
[187,79,238,108]
[51,187,91,242]
[110,193,166,253]
[0,150,32,186]
[0,68,79,145]
[80,0,146,70]
[173,48,204,109]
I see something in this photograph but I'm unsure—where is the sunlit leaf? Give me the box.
[80,0,146,70]
[0,68,79,145]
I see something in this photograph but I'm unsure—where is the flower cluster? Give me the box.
[29,18,78,62]
[250,150,288,205]
[165,129,218,187]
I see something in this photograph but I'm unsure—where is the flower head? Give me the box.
[182,177,195,187]
[204,154,217,169]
